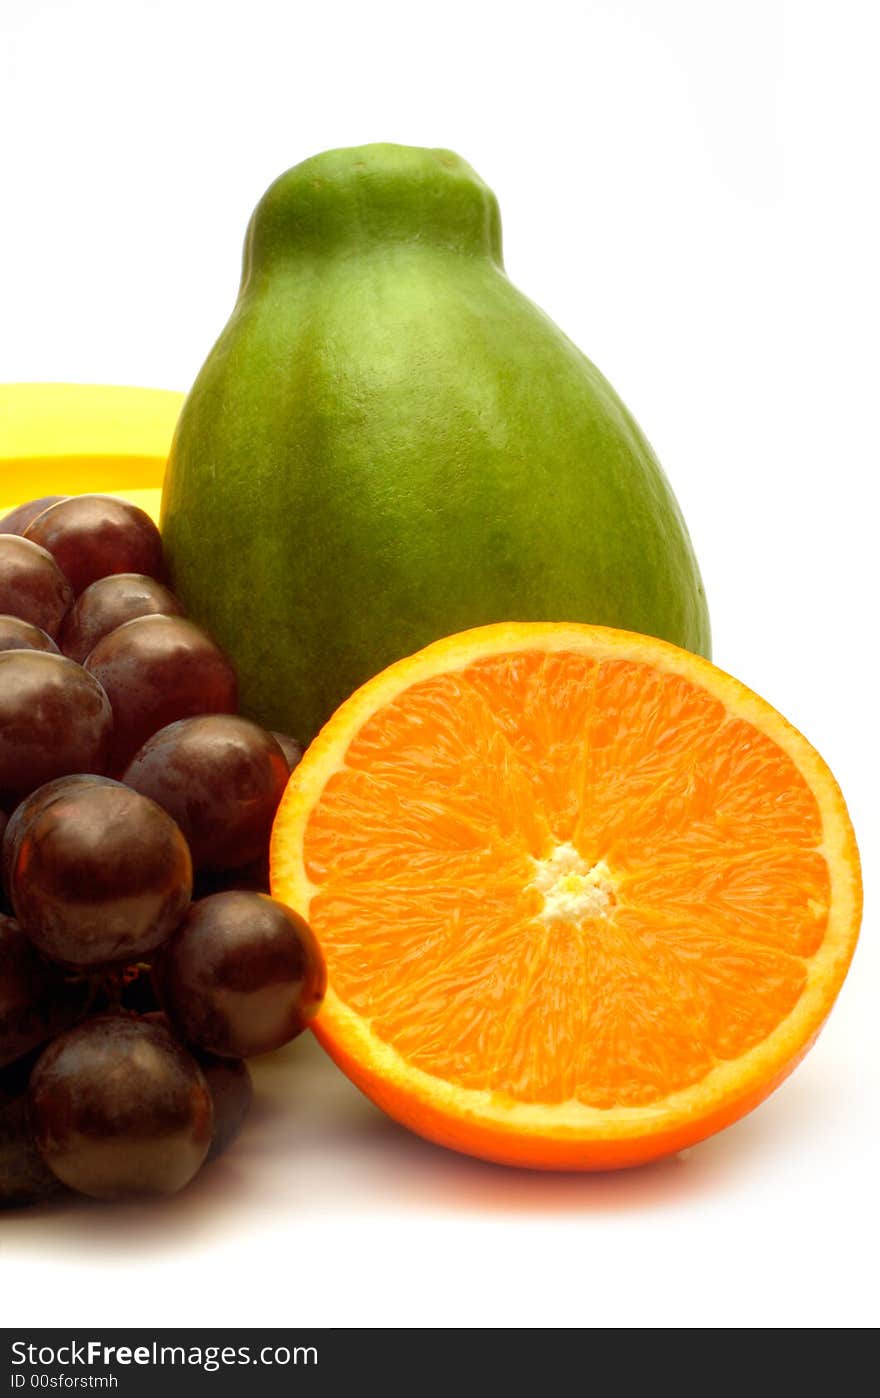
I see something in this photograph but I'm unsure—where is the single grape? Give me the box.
[0,615,59,654]
[0,534,73,637]
[0,497,66,537]
[84,615,238,775]
[271,732,304,774]
[153,891,326,1058]
[10,781,192,968]
[2,775,115,904]
[0,652,112,807]
[0,915,91,1068]
[24,495,164,596]
[60,573,185,665]
[28,1015,213,1200]
[123,715,289,872]
[143,1012,252,1162]
[1,1054,65,1207]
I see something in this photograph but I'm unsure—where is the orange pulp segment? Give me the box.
[270,624,862,1169]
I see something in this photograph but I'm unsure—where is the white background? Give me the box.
[1,0,878,1330]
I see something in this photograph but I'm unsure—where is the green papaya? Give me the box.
[161,143,710,743]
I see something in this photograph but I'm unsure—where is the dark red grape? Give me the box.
[9,781,192,968]
[24,495,164,596]
[0,615,59,654]
[2,775,116,904]
[153,891,326,1058]
[143,1012,252,1162]
[0,915,91,1068]
[1,1054,65,1207]
[271,732,304,773]
[0,652,112,807]
[0,534,73,637]
[198,1053,252,1162]
[60,573,184,665]
[123,715,289,872]
[28,1015,213,1200]
[85,615,238,774]
[0,497,66,537]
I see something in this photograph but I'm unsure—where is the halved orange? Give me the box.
[270,623,862,1170]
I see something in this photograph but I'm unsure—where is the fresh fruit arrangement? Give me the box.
[0,493,325,1205]
[0,145,864,1184]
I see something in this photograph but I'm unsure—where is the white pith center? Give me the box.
[530,843,617,924]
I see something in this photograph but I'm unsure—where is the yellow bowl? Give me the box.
[0,383,184,526]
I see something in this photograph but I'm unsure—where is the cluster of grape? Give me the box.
[0,494,325,1206]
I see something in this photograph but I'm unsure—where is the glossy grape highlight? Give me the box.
[153,891,326,1058]
[24,495,164,596]
[0,652,112,806]
[0,615,59,654]
[9,781,192,968]
[60,573,184,665]
[28,1015,213,1200]
[123,715,289,871]
[0,534,73,638]
[85,615,238,774]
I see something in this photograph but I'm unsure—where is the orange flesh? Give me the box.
[300,652,829,1111]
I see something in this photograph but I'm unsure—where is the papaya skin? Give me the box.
[161,144,710,743]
